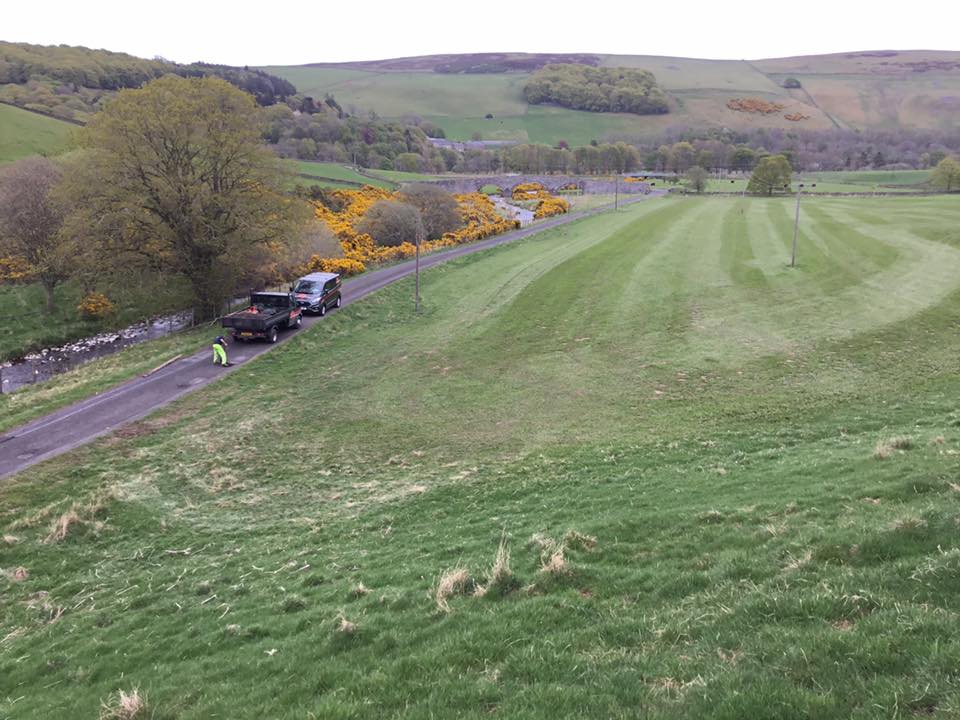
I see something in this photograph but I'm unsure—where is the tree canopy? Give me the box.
[356,201,424,247]
[930,156,960,192]
[61,75,309,319]
[747,155,793,195]
[398,185,461,241]
[524,64,669,115]
[0,156,70,312]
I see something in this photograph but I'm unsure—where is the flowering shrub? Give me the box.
[307,257,366,276]
[784,112,810,122]
[77,292,116,320]
[511,182,550,200]
[311,186,517,271]
[726,98,785,115]
[0,256,36,283]
[534,196,570,219]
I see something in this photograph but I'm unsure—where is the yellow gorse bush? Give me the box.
[77,292,116,320]
[309,257,366,276]
[511,182,551,200]
[0,256,36,283]
[310,187,519,271]
[534,196,570,219]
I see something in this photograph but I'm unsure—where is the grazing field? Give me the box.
[0,103,75,163]
[291,161,396,189]
[265,50,960,143]
[4,196,960,718]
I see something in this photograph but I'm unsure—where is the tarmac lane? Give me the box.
[0,193,660,480]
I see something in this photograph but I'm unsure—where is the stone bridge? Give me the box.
[424,174,652,196]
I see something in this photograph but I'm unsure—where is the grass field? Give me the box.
[291,161,397,189]
[0,103,75,164]
[4,195,960,718]
[265,50,960,143]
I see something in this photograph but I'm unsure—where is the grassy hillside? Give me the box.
[0,103,74,163]
[4,196,960,718]
[264,50,960,143]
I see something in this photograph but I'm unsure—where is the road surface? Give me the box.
[0,195,658,480]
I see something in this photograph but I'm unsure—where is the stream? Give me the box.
[0,310,194,394]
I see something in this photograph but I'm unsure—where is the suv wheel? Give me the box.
[334,294,341,309]
[268,326,278,343]
[318,302,326,317]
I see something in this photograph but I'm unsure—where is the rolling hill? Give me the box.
[0,103,76,163]
[263,50,960,145]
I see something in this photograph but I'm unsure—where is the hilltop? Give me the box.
[264,50,960,144]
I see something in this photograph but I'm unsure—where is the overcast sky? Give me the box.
[5,0,957,66]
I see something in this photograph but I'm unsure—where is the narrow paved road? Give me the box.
[0,195,658,479]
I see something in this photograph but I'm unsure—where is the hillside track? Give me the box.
[0,195,657,480]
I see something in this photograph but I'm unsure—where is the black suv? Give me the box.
[292,272,342,316]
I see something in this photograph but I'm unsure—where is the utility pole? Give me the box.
[790,182,816,267]
[414,224,422,313]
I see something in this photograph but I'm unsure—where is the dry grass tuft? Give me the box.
[489,536,513,587]
[893,515,928,531]
[950,482,960,494]
[563,530,598,551]
[42,491,112,544]
[2,535,18,546]
[434,566,472,613]
[99,688,146,720]
[45,511,82,544]
[540,546,568,576]
[784,550,813,572]
[335,613,357,634]
[7,566,29,582]
[929,435,946,446]
[873,435,914,459]
[351,582,370,598]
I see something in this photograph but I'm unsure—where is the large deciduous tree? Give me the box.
[62,75,308,319]
[930,156,960,192]
[684,166,709,194]
[0,156,70,313]
[356,200,424,247]
[747,155,793,196]
[398,184,461,241]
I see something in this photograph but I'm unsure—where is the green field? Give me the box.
[0,103,75,164]
[291,161,396,189]
[265,50,960,143]
[702,172,929,195]
[4,196,960,718]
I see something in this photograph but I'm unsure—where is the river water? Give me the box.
[0,310,194,394]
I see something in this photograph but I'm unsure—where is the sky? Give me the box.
[4,0,957,66]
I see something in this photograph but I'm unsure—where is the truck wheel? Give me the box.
[334,295,341,309]
[290,314,302,329]
[318,302,326,317]
[268,326,278,343]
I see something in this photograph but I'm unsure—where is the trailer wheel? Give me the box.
[268,326,279,343]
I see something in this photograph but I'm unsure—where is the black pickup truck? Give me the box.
[221,292,302,343]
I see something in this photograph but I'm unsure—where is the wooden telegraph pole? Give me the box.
[790,182,816,267]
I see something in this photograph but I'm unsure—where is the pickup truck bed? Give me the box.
[221,292,302,342]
